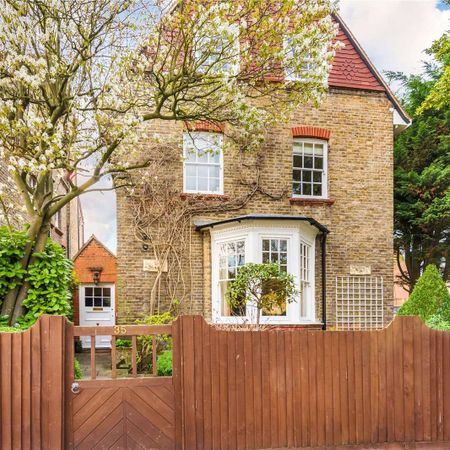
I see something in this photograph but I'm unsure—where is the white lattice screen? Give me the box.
[335,276,384,330]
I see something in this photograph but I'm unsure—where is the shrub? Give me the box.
[0,227,73,327]
[18,239,72,327]
[157,350,172,376]
[398,264,450,322]
[426,314,450,331]
[116,338,131,348]
[226,263,297,325]
[74,358,83,380]
[136,312,174,374]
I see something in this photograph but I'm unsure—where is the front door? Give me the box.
[79,284,115,348]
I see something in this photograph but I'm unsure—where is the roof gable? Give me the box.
[329,19,384,91]
[329,14,410,125]
[72,235,116,261]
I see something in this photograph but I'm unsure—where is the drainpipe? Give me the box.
[321,232,328,330]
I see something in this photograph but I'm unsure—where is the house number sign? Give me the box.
[349,265,371,275]
[113,325,127,335]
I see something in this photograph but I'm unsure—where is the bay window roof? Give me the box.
[194,214,329,234]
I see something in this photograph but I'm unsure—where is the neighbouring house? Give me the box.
[0,164,85,258]
[72,235,117,348]
[116,14,410,329]
[393,258,409,312]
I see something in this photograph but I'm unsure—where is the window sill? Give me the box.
[180,193,229,202]
[289,197,335,206]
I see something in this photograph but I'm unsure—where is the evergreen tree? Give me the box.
[389,35,450,291]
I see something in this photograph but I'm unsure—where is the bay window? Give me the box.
[211,221,318,324]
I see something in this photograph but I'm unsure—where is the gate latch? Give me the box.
[71,382,81,394]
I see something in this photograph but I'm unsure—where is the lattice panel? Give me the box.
[335,276,384,330]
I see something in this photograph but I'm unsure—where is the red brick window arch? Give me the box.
[291,126,331,140]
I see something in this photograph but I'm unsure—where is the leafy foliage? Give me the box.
[426,314,450,331]
[226,263,297,325]
[115,338,132,348]
[18,240,72,327]
[0,227,72,327]
[136,312,174,374]
[0,227,28,299]
[74,358,83,380]
[398,265,450,321]
[390,48,450,290]
[157,351,172,377]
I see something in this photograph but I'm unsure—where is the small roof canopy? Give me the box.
[194,214,329,234]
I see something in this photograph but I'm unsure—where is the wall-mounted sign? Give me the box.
[143,258,168,273]
[349,265,371,276]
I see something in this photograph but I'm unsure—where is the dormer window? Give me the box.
[183,131,223,194]
[292,138,328,198]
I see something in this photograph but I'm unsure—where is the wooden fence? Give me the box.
[173,315,450,449]
[0,315,68,449]
[2,314,450,449]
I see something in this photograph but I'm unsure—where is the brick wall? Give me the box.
[72,237,117,325]
[116,88,394,325]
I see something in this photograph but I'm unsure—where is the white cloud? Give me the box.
[339,0,450,76]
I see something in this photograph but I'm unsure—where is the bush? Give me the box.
[116,338,131,348]
[157,350,172,376]
[397,264,450,322]
[426,314,450,331]
[74,358,83,380]
[136,312,174,374]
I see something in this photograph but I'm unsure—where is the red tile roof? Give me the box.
[329,19,384,92]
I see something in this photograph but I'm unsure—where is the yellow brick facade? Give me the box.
[116,88,394,326]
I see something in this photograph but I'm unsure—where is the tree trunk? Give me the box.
[2,219,50,325]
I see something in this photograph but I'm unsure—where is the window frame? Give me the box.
[183,131,224,195]
[292,137,328,200]
[211,222,318,325]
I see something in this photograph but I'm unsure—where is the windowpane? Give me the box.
[186,176,197,191]
[198,177,208,191]
[293,155,302,168]
[209,178,219,192]
[314,144,324,155]
[313,184,322,196]
[314,157,323,169]
[293,169,301,181]
[303,170,312,182]
[293,183,301,195]
[94,287,102,297]
[94,297,102,307]
[303,143,314,155]
[85,297,93,307]
[304,156,313,168]
[303,184,311,195]
[313,172,322,183]
[103,297,111,307]
[198,165,208,178]
[85,287,93,296]
[103,287,111,297]
[218,239,245,317]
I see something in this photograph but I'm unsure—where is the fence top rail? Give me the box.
[73,324,172,337]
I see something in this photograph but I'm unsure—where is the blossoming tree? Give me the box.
[0,0,341,324]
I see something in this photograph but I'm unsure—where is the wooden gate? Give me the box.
[65,324,176,450]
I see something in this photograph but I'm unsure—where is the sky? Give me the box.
[80,0,450,253]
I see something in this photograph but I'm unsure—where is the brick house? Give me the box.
[116,15,410,329]
[72,235,117,347]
